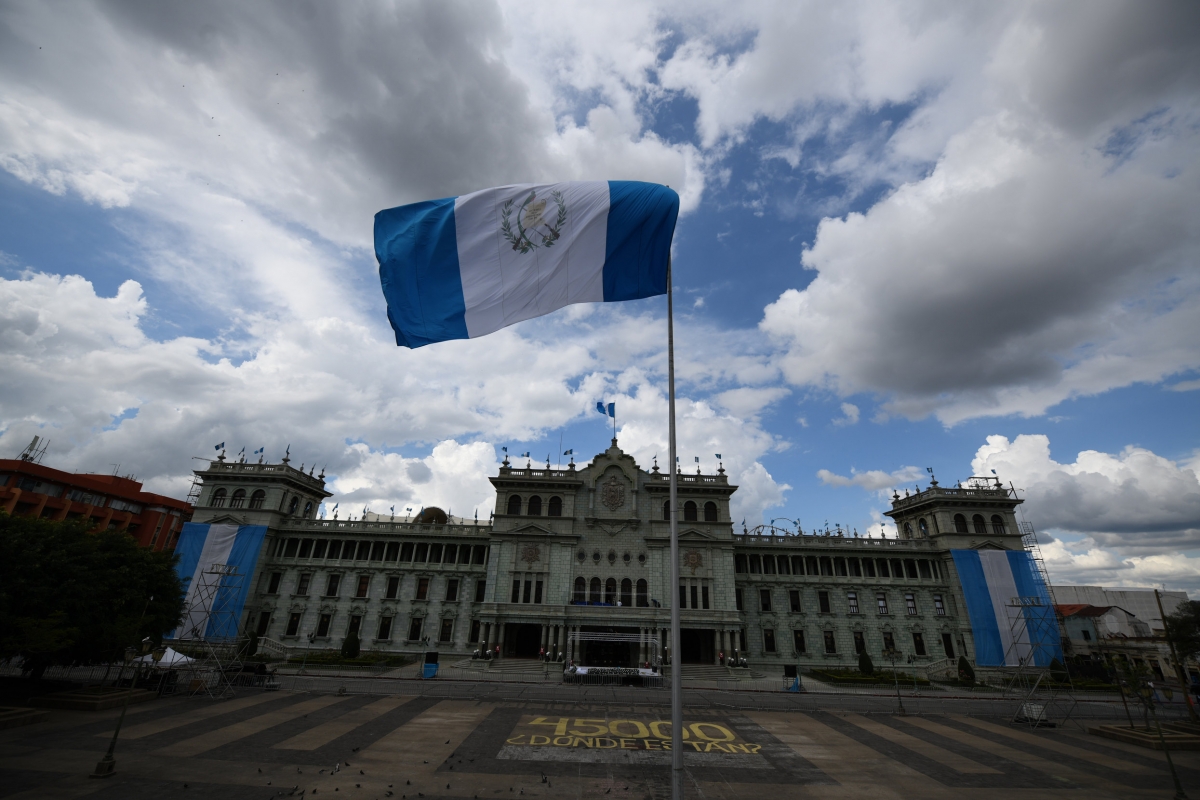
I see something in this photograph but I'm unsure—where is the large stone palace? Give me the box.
[181,439,1043,671]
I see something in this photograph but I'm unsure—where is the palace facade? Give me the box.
[187,440,1032,672]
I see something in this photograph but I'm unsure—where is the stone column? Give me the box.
[497,621,506,658]
[482,622,491,653]
[713,629,721,665]
[541,623,550,653]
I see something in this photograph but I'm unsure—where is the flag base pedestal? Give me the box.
[90,757,116,778]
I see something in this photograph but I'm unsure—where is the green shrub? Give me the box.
[341,631,360,659]
[957,656,975,684]
[858,651,874,676]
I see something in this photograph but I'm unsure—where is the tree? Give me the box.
[957,656,975,684]
[341,631,360,659]
[0,513,185,679]
[1164,601,1200,663]
[858,651,874,676]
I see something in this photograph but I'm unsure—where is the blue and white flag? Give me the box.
[563,449,573,456]
[375,181,679,348]
[214,442,224,451]
[254,446,264,455]
[951,549,1062,667]
[596,401,615,417]
[169,522,268,640]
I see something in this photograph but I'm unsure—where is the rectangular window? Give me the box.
[327,540,343,560]
[679,584,687,609]
[439,618,454,643]
[735,588,744,611]
[793,630,806,654]
[1081,629,1092,641]
[313,540,328,559]
[941,632,955,658]
[735,555,748,573]
[285,612,301,636]
[763,628,777,653]
[470,619,481,644]
[348,615,361,635]
[834,557,847,576]
[447,578,460,602]
[749,554,761,574]
[534,580,543,604]
[789,590,802,613]
[400,542,414,561]
[355,575,370,598]
[823,630,836,654]
[912,632,927,656]
[877,593,889,615]
[385,541,399,561]
[918,560,932,579]
[256,611,271,636]
[284,539,299,558]
[763,555,776,574]
[416,577,430,601]
[759,589,772,612]
[882,631,896,653]
[523,579,533,604]
[791,555,805,575]
[444,544,457,564]
[818,590,831,614]
[864,559,876,578]
[691,585,699,610]
[853,631,865,654]
[358,541,372,560]
[317,613,331,637]
[377,616,393,640]
[298,539,313,559]
[934,595,946,616]
[475,579,487,602]
[847,592,859,614]
[325,574,340,597]
[905,593,917,616]
[414,543,428,562]
[701,585,710,610]
[472,545,487,565]
[365,541,382,561]
[296,574,310,596]
[408,617,422,641]
[459,546,472,565]
[512,579,522,603]
[386,576,400,599]
[877,559,889,578]
[267,572,282,594]
[429,543,443,563]
[850,558,863,577]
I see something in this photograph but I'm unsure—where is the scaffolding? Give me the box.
[1002,595,1077,726]
[169,563,247,699]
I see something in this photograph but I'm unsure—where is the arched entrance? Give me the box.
[680,629,714,663]
[504,623,542,657]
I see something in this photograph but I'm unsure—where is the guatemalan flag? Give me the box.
[374,181,679,348]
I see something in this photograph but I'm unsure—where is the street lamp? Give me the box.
[884,647,905,716]
[91,597,154,779]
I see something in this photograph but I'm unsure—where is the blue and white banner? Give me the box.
[169,522,268,641]
[951,549,1063,667]
[375,181,679,348]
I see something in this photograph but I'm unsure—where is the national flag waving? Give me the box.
[254,446,264,455]
[214,442,224,451]
[563,449,573,456]
[374,182,679,348]
[715,453,722,460]
[596,401,615,417]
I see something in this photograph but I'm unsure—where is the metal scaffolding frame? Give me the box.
[169,563,246,699]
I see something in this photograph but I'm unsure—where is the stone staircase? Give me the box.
[487,658,551,672]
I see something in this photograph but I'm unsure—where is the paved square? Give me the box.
[1,689,1197,799]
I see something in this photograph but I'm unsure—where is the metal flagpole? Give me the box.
[667,257,683,800]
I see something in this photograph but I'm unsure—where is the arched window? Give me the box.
[574,577,586,603]
[288,496,299,515]
[903,522,912,538]
[953,514,968,533]
[507,495,522,515]
[589,577,601,603]
[249,489,266,509]
[663,501,671,520]
[548,496,562,516]
[303,501,313,517]
[991,515,1006,535]
[704,501,718,522]
[527,495,542,516]
[620,578,633,606]
[211,488,227,508]
[230,489,246,508]
[918,518,928,536]
[684,501,697,521]
[972,514,987,534]
[605,578,617,605]
[636,579,648,607]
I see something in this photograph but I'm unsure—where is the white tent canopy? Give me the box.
[134,646,194,667]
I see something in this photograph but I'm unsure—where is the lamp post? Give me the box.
[885,647,905,716]
[91,597,153,779]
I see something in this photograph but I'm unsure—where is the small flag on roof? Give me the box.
[214,442,224,451]
[374,182,678,348]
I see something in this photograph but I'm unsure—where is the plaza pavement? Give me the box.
[0,682,1195,800]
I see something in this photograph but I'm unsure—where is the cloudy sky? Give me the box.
[2,1,1199,592]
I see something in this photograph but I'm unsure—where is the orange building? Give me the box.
[0,458,192,552]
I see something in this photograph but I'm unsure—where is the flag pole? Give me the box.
[667,256,683,800]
